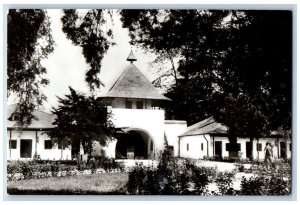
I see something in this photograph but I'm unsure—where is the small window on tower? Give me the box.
[151,100,159,109]
[187,143,189,151]
[137,101,143,109]
[125,100,132,109]
[201,143,204,151]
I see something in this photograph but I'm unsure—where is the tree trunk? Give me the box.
[228,136,239,159]
[249,137,254,161]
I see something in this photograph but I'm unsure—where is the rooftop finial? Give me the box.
[127,49,137,63]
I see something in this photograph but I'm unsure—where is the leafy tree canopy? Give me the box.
[7,9,54,126]
[61,9,115,91]
[47,87,117,154]
[120,9,292,155]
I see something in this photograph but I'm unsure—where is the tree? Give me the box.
[121,9,292,158]
[120,10,229,89]
[212,10,292,158]
[61,9,115,91]
[47,87,117,157]
[7,9,54,126]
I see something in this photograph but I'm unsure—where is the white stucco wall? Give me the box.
[109,108,165,157]
[179,135,209,159]
[179,134,291,160]
[7,130,71,160]
[111,98,152,109]
[164,120,187,157]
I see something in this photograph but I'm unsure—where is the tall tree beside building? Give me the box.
[7,9,54,126]
[47,87,117,157]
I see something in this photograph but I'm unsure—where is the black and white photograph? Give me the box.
[3,4,294,198]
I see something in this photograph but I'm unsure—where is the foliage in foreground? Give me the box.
[126,151,291,195]
[7,156,125,181]
[127,151,213,195]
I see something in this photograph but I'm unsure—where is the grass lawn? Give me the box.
[7,172,129,195]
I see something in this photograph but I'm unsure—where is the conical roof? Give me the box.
[100,63,170,100]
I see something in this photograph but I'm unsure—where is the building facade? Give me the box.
[179,117,292,160]
[6,52,291,161]
[7,104,71,160]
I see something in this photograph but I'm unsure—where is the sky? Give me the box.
[8,9,162,112]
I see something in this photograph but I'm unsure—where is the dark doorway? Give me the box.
[215,141,222,159]
[280,142,287,159]
[20,139,32,158]
[116,131,147,159]
[246,142,252,159]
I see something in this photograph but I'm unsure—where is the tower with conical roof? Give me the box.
[98,51,170,160]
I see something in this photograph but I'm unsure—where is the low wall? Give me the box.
[115,159,158,168]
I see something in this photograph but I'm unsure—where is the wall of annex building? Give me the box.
[164,120,187,157]
[179,135,209,159]
[7,130,71,160]
[179,134,292,160]
[210,136,291,160]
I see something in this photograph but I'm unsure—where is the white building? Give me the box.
[7,104,71,160]
[179,117,292,160]
[6,51,291,161]
[96,51,183,159]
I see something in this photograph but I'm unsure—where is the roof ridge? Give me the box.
[108,64,132,92]
[188,120,216,133]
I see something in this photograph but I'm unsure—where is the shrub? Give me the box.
[127,163,148,194]
[240,174,291,195]
[126,150,210,195]
[8,156,124,176]
[215,172,237,195]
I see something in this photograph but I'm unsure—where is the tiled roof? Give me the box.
[99,63,170,101]
[7,104,55,129]
[179,116,228,137]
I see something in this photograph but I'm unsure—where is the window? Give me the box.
[136,101,143,109]
[9,140,17,149]
[257,143,262,151]
[187,143,189,151]
[290,143,292,151]
[44,140,52,149]
[151,100,159,109]
[201,143,204,151]
[125,100,132,109]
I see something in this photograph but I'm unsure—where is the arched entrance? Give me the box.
[115,129,155,159]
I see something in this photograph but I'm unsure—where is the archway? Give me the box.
[115,129,155,159]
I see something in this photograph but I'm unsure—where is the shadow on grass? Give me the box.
[7,187,128,195]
